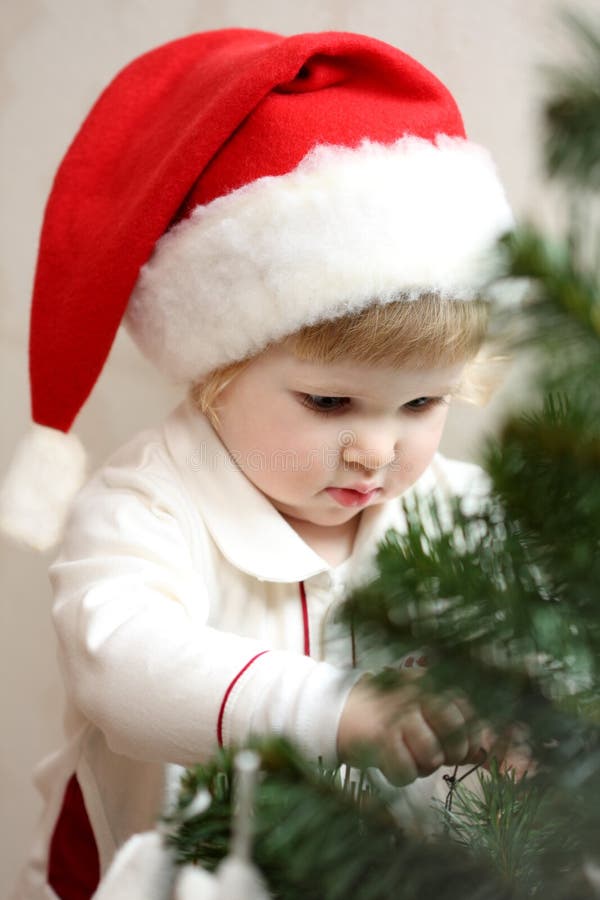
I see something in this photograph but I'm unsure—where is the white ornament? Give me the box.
[91,832,175,900]
[91,751,270,899]
[173,865,219,899]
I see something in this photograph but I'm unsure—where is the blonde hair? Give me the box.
[190,294,496,429]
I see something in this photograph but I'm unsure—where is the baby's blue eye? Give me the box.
[301,395,349,414]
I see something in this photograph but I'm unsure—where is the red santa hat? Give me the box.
[0,27,513,550]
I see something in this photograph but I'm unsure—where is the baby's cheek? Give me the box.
[260,442,322,495]
[391,427,445,488]
[389,457,423,492]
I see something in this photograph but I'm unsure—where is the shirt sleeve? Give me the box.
[50,445,352,767]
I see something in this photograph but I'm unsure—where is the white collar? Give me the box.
[162,397,426,584]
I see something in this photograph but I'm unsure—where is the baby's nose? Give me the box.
[342,443,396,470]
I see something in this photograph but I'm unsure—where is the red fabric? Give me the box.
[217,650,270,746]
[28,28,465,434]
[299,580,311,656]
[47,774,100,900]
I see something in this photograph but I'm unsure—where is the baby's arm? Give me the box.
[337,675,484,785]
[50,457,354,767]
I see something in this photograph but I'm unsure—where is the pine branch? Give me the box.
[442,761,550,890]
[543,12,600,186]
[165,738,513,900]
[498,227,600,349]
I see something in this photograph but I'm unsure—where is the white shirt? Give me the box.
[13,397,488,899]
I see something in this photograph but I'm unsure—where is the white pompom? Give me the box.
[174,865,219,900]
[216,855,270,900]
[0,423,86,551]
[91,832,175,900]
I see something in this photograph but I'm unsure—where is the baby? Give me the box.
[1,27,514,899]
[192,301,489,783]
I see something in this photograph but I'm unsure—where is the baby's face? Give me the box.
[211,343,464,532]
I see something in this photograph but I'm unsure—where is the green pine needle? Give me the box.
[543,12,600,186]
[165,739,513,900]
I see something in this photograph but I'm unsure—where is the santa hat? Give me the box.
[0,27,513,551]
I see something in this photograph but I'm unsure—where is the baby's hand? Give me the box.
[480,722,535,781]
[337,674,484,786]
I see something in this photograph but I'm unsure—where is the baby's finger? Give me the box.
[493,723,535,780]
[447,693,492,764]
[401,711,445,776]
[420,694,470,765]
[381,733,419,786]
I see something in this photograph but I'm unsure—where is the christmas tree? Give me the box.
[112,13,600,899]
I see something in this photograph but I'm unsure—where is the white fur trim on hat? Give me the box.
[0,424,87,551]
[126,136,514,383]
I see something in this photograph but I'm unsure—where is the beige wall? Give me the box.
[0,0,586,890]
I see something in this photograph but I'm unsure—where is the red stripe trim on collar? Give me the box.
[217,651,269,746]
[299,581,310,656]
